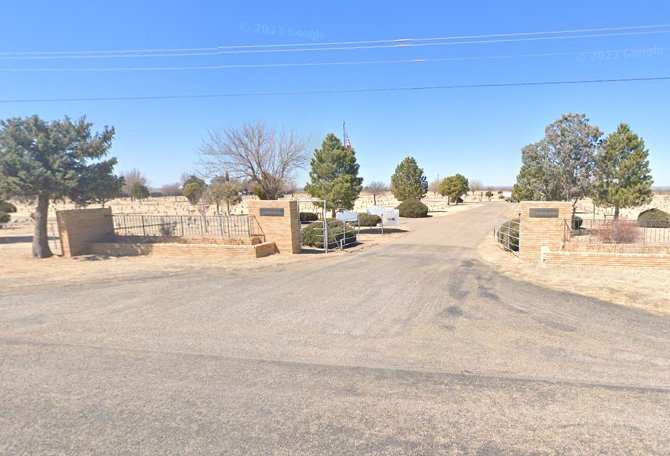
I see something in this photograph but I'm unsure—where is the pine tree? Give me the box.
[593,123,653,219]
[130,182,150,201]
[390,156,428,201]
[305,133,363,217]
[0,115,116,258]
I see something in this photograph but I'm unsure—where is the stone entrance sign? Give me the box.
[247,200,300,254]
[519,201,572,262]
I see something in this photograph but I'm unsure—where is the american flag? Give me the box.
[343,121,352,150]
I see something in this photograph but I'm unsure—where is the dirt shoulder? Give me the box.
[477,235,670,315]
[0,223,410,291]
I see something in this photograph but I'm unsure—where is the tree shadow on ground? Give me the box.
[0,236,33,244]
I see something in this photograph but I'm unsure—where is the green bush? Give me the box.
[301,219,357,248]
[638,208,670,228]
[0,201,17,213]
[497,219,520,252]
[358,213,381,226]
[300,212,318,222]
[0,211,10,224]
[397,199,429,218]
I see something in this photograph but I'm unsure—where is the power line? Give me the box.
[1,29,670,60]
[1,47,665,73]
[1,22,668,57]
[0,76,667,104]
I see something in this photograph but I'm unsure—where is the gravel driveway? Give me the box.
[1,203,669,454]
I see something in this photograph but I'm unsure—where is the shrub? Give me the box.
[300,212,318,222]
[301,219,357,248]
[497,219,520,251]
[358,213,381,227]
[158,221,177,237]
[0,211,10,224]
[0,201,17,213]
[397,199,429,218]
[571,216,583,230]
[594,221,640,244]
[498,195,505,199]
[638,208,670,228]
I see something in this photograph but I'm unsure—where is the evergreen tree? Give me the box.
[0,115,116,258]
[593,123,653,219]
[130,182,150,201]
[183,181,205,205]
[512,113,602,215]
[439,174,469,205]
[75,164,123,207]
[390,156,428,201]
[206,177,241,215]
[304,133,363,217]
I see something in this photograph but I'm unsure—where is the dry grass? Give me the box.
[477,235,670,315]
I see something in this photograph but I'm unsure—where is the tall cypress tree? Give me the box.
[305,133,363,217]
[593,123,653,219]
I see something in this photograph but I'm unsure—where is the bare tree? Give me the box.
[121,169,147,195]
[198,122,309,200]
[364,181,389,205]
[469,178,483,196]
[160,183,181,196]
[428,177,441,197]
[282,177,299,197]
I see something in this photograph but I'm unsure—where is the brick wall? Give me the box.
[56,208,114,257]
[542,249,670,269]
[247,200,300,254]
[89,241,277,259]
[519,201,572,263]
[563,243,670,254]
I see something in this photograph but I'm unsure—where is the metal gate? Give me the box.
[297,199,359,253]
[298,199,329,253]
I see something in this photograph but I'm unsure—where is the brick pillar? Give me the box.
[56,207,114,257]
[247,200,300,254]
[518,201,572,263]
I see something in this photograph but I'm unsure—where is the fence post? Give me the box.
[141,215,146,237]
[507,220,510,250]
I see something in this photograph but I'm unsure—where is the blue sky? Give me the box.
[1,1,668,187]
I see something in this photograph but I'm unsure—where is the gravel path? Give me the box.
[1,203,669,454]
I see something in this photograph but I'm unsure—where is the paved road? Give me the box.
[1,203,669,454]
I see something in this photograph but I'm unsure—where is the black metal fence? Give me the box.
[109,214,263,240]
[564,218,670,245]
